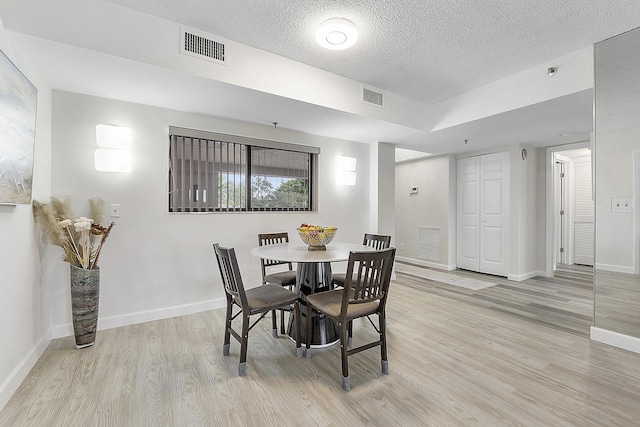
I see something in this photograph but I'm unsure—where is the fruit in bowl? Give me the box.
[297,223,337,250]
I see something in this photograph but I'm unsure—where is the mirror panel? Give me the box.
[594,27,640,337]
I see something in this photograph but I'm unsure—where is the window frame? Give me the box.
[168,126,319,213]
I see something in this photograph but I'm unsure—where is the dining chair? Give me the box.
[258,232,298,334]
[213,243,302,376]
[305,247,396,391]
[332,233,392,343]
[331,233,391,288]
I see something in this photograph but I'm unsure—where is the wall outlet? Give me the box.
[399,243,405,250]
[110,204,121,218]
[409,186,418,194]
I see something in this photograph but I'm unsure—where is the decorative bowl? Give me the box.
[297,226,337,250]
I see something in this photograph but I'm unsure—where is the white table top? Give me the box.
[250,242,375,263]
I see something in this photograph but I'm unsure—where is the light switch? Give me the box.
[611,197,634,213]
[110,204,121,218]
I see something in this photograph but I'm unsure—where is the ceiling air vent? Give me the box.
[180,27,226,65]
[362,87,384,108]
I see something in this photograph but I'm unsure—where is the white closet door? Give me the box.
[457,157,480,271]
[457,152,510,277]
[573,158,594,266]
[479,152,510,276]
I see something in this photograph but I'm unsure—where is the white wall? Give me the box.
[395,146,546,278]
[595,126,640,272]
[370,142,396,240]
[47,90,372,336]
[512,145,544,280]
[395,155,456,268]
[0,19,52,410]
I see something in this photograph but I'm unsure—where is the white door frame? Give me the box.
[554,159,568,265]
[545,141,591,277]
[554,154,576,265]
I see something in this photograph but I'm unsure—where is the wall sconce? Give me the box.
[94,149,131,172]
[95,124,131,172]
[337,155,357,186]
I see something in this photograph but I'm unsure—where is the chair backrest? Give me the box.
[213,243,248,308]
[363,233,392,250]
[258,232,294,278]
[342,248,396,316]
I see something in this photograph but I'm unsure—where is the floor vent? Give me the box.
[417,227,441,262]
[180,28,226,64]
[362,87,384,107]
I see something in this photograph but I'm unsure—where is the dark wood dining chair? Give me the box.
[331,233,391,288]
[332,233,392,343]
[305,248,396,391]
[213,243,302,376]
[258,232,298,334]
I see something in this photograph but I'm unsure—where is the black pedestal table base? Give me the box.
[287,262,339,348]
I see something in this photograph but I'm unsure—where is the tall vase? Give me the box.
[69,264,100,348]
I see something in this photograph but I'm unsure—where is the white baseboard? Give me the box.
[591,327,640,354]
[508,270,545,282]
[0,328,52,412]
[52,297,227,339]
[396,256,456,271]
[594,263,635,274]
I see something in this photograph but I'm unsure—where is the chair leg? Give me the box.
[283,284,294,335]
[305,304,313,358]
[238,313,250,376]
[271,309,278,338]
[294,301,302,357]
[340,321,350,391]
[347,320,353,346]
[379,312,388,375]
[223,297,232,356]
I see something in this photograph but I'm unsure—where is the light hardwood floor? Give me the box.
[396,262,593,338]
[2,272,639,426]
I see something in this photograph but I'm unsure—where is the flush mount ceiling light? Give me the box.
[316,18,358,50]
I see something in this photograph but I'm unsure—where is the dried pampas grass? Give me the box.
[33,196,115,269]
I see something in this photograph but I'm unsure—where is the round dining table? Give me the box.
[250,242,376,347]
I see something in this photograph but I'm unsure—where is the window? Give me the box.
[169,127,319,212]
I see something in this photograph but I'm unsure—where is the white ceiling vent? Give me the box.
[180,27,226,65]
[362,87,384,108]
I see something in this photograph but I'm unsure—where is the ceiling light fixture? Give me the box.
[316,18,358,50]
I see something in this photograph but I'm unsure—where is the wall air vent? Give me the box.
[417,226,441,262]
[362,87,384,108]
[180,27,226,65]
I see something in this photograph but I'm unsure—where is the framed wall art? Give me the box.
[0,48,37,204]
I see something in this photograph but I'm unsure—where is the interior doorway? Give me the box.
[547,143,593,276]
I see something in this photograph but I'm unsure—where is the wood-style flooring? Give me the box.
[3,265,640,426]
[395,262,593,338]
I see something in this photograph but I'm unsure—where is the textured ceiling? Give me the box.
[4,1,640,155]
[106,0,640,104]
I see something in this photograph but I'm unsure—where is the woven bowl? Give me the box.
[297,227,337,249]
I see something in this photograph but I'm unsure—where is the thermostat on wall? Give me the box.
[410,186,418,194]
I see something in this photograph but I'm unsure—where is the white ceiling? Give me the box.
[106,0,640,104]
[3,1,640,155]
